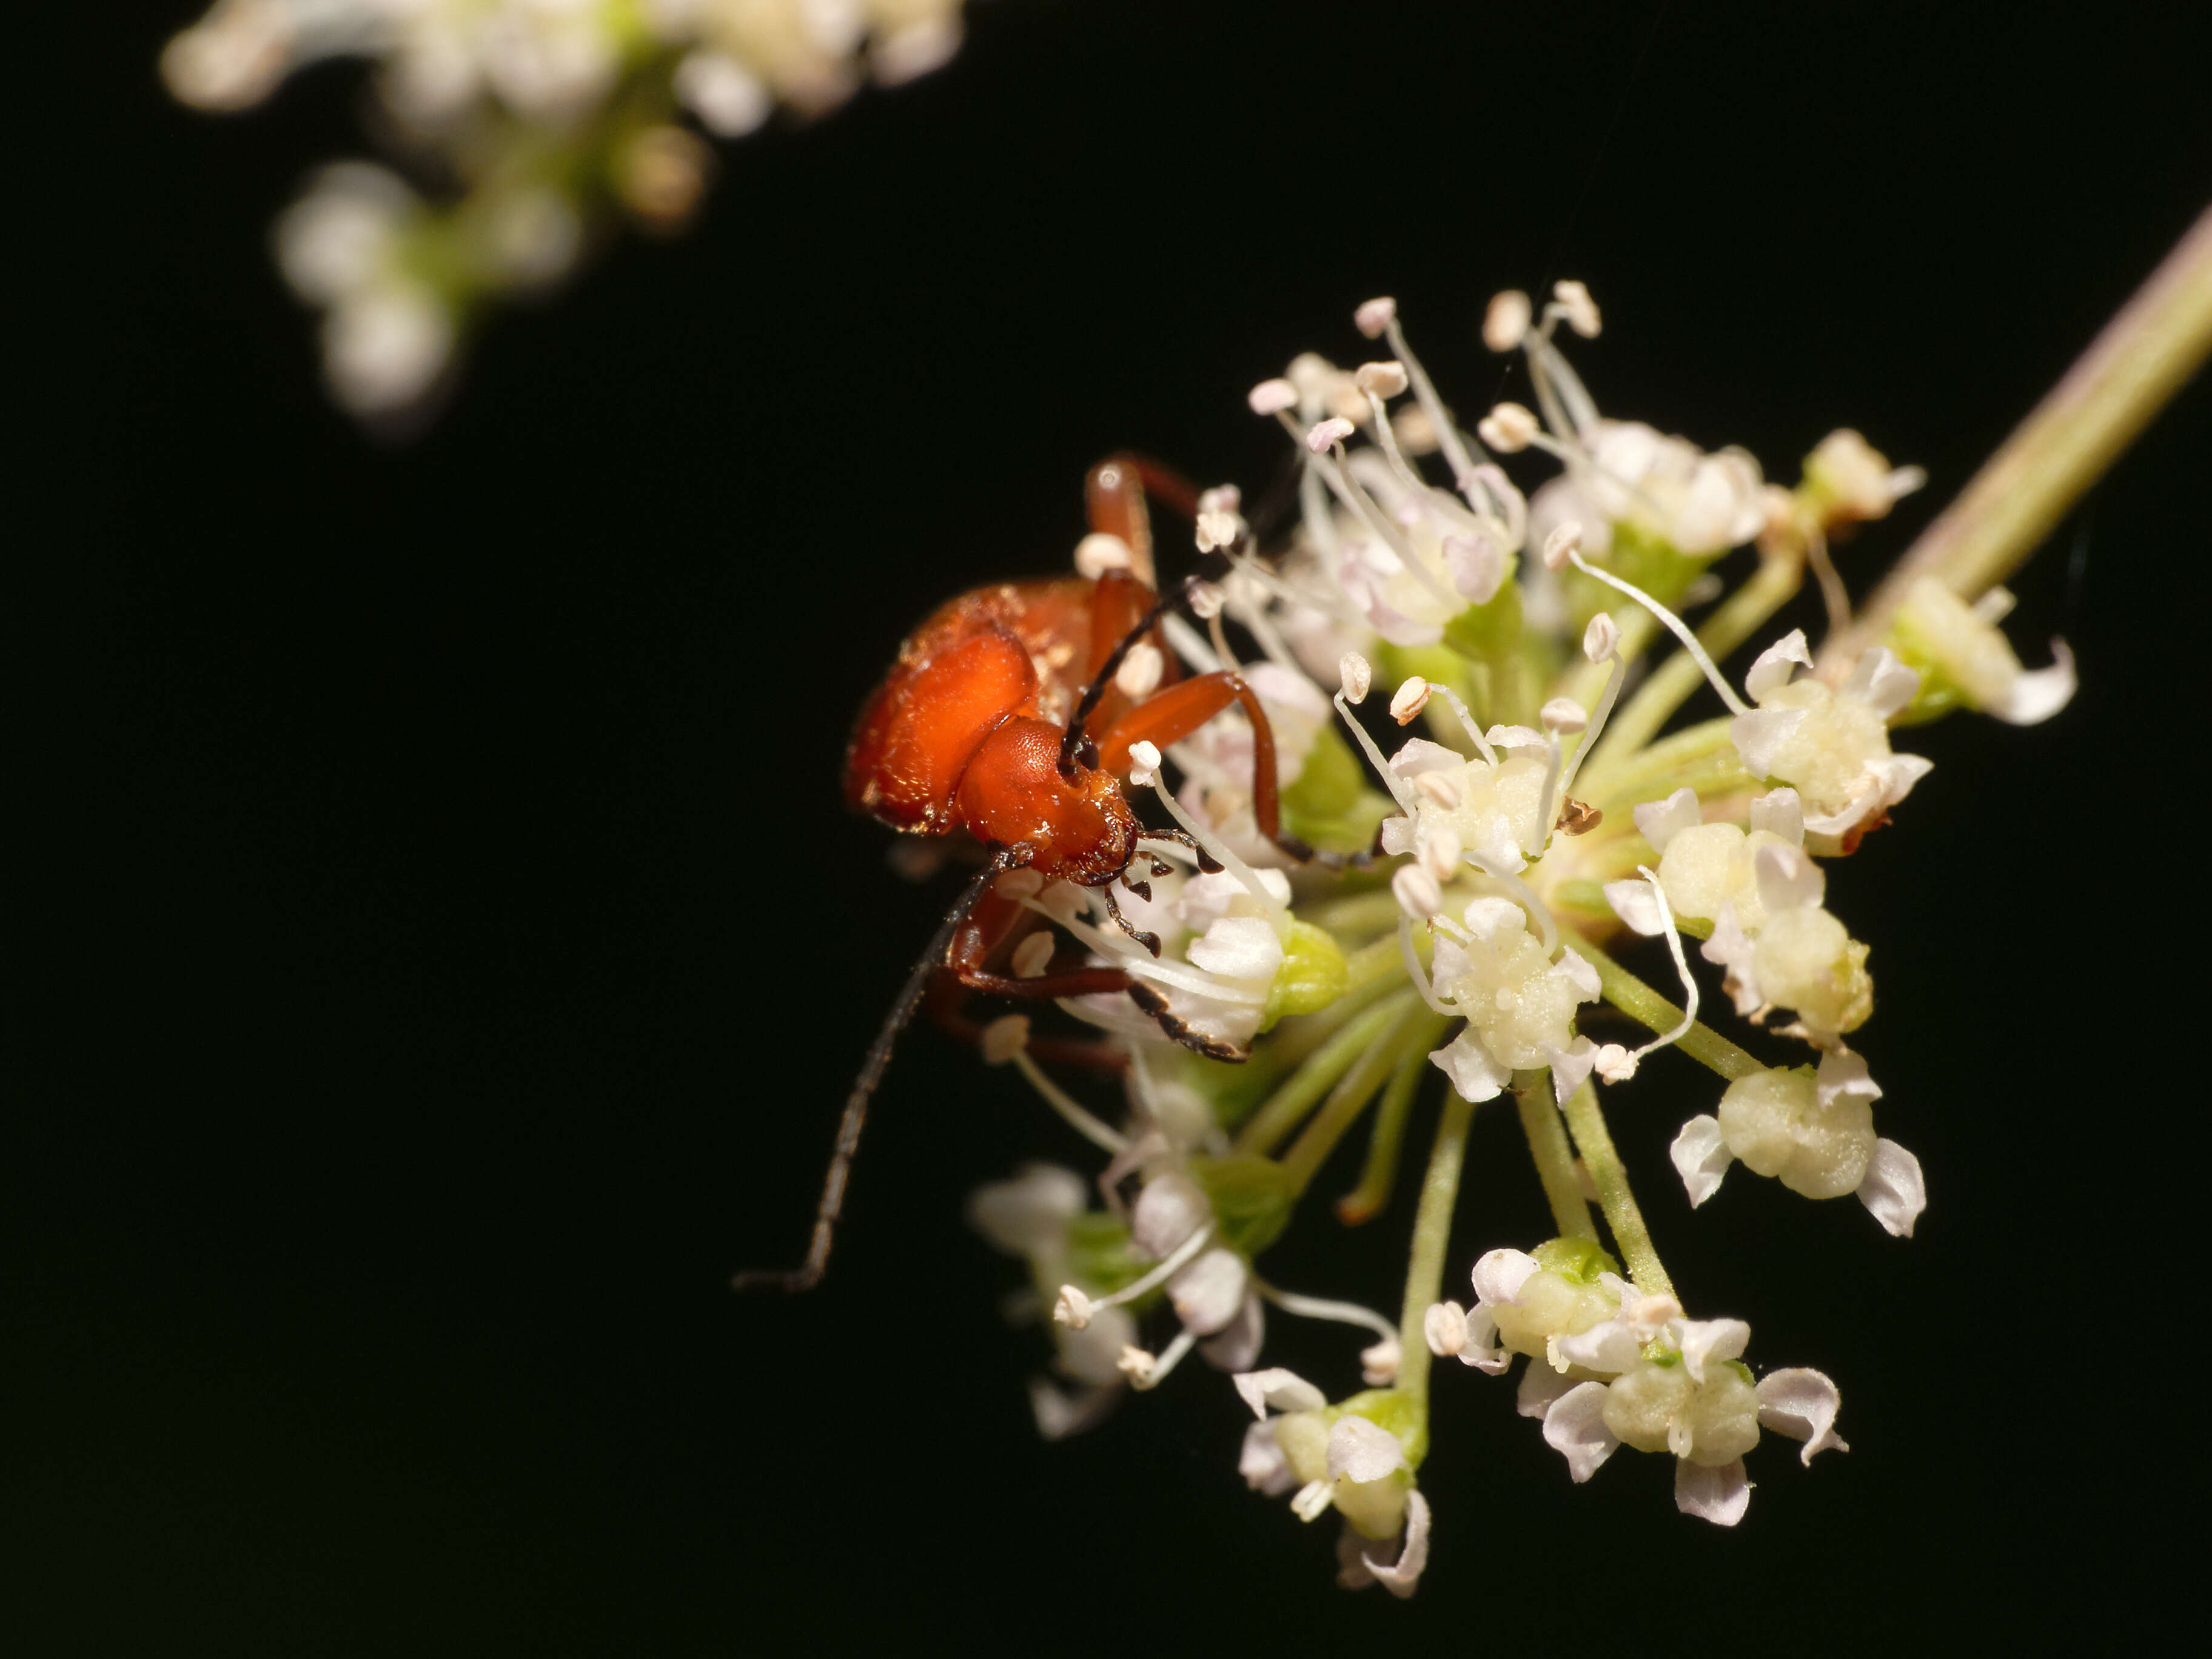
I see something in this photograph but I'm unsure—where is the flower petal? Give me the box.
[1555,1318,1642,1377]
[1347,1489,1430,1599]
[1604,878,1667,936]
[1744,629,1814,702]
[1756,1367,1851,1464]
[1631,786,1701,857]
[1752,841,1825,915]
[1669,1114,1732,1207]
[1843,645,1921,720]
[1748,786,1804,845]
[1430,1030,1509,1104]
[1239,1418,1298,1493]
[1517,1358,1574,1418]
[1729,706,1806,780]
[1814,1044,1882,1108]
[1669,1316,1751,1385]
[1991,638,2076,725]
[1472,1247,1541,1307]
[1233,1367,1327,1420]
[1541,1382,1620,1483]
[1857,1138,1927,1238]
[1327,1415,1409,1484]
[1674,1457,1751,1526]
[1198,1290,1266,1372]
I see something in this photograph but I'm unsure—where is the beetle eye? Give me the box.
[1077,736,1101,769]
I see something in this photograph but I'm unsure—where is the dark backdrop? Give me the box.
[22,1,2210,1651]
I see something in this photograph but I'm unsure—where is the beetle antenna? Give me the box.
[733,849,1026,1293]
[1059,575,1203,779]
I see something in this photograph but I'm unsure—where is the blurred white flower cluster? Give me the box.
[163,0,968,418]
[931,285,2075,1591]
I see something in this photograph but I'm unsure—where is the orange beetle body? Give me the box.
[843,574,1170,886]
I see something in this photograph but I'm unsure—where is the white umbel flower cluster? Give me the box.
[899,283,2078,1584]
[163,0,970,417]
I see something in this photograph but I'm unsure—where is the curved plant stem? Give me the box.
[1821,201,2212,677]
[1559,1081,1672,1301]
[1396,1086,1476,1418]
[1280,992,1424,1195]
[1512,1069,1597,1241]
[1337,1016,1451,1224]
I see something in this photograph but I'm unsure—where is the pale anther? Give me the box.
[1355,360,1410,398]
[1187,579,1225,620]
[1483,289,1531,352]
[1116,1344,1158,1386]
[1553,279,1601,338]
[980,1013,1031,1063]
[1128,739,1163,786]
[1074,532,1134,578]
[1010,934,1054,979]
[1424,1300,1469,1356]
[1541,521,1583,571]
[1389,677,1433,725]
[1248,378,1298,415]
[1413,770,1463,809]
[1195,510,1239,552]
[1392,863,1444,920]
[1339,652,1373,703]
[1541,697,1589,734]
[1354,296,1398,338]
[1583,612,1620,663]
[1116,642,1165,699]
[1478,401,1538,452]
[1306,416,1357,453]
[1054,1284,1096,1329]
[1419,826,1463,883]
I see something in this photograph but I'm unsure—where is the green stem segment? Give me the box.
[1558,1081,1673,1301]
[1512,1069,1597,1241]
[1574,935,1762,1081]
[1396,1087,1477,1417]
[1337,1017,1450,1224]
[1279,993,1424,1195]
[1235,994,1409,1158]
[1820,202,2212,676]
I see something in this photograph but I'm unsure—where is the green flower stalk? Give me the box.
[960,220,2211,1592]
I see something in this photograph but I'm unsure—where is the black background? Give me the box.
[20,1,2210,1651]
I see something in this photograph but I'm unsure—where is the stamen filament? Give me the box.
[1258,1281,1403,1346]
[1572,934,1761,1081]
[1145,777,1292,940]
[1085,1220,1216,1315]
[1012,1051,1130,1154]
[1566,550,1752,716]
[1623,865,1697,1065]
